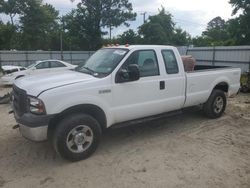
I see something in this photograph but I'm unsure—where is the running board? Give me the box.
[111,110,182,129]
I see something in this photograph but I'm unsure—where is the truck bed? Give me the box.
[193,65,229,71]
[184,66,241,108]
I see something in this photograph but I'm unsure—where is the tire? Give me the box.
[53,113,102,161]
[241,86,249,93]
[203,89,227,119]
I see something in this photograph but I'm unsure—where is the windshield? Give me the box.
[27,62,37,69]
[76,48,128,77]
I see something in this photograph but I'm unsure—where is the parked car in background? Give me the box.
[1,60,77,85]
[2,65,27,75]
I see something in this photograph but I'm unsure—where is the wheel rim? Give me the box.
[66,125,94,153]
[213,96,224,114]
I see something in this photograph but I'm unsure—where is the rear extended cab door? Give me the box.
[110,47,186,124]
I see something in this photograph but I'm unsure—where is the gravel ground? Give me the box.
[0,86,250,188]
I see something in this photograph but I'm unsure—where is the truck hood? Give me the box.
[14,70,96,96]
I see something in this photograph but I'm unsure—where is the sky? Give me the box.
[1,0,235,37]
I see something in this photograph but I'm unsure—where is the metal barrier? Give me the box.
[184,46,250,73]
[0,46,249,73]
[0,51,95,67]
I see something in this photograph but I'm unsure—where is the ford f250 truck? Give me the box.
[11,45,241,161]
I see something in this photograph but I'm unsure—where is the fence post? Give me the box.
[0,51,2,69]
[25,51,29,66]
[70,51,73,64]
[186,46,189,55]
[212,46,216,66]
[49,51,52,59]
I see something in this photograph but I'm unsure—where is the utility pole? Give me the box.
[141,12,147,23]
[60,31,63,60]
[109,25,112,42]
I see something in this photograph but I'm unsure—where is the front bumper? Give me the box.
[228,84,241,98]
[14,112,55,142]
[1,76,14,85]
[19,124,48,142]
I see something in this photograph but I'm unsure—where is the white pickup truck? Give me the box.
[11,45,241,161]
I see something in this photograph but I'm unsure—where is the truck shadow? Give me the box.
[99,107,206,152]
[1,107,209,175]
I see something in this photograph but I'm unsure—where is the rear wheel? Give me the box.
[241,85,249,93]
[53,114,102,161]
[203,89,227,119]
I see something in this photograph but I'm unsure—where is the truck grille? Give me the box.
[12,85,28,116]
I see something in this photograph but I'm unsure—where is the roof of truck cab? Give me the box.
[103,45,175,50]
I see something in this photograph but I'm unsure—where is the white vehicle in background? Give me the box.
[2,65,27,74]
[1,60,77,85]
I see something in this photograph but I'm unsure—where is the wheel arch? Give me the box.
[48,104,107,138]
[213,82,229,93]
[15,75,25,80]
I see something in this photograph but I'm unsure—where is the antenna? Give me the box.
[141,12,147,24]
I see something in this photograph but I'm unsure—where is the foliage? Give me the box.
[0,21,17,49]
[138,7,191,46]
[117,29,139,44]
[0,0,22,25]
[229,0,250,15]
[228,0,250,45]
[62,0,137,50]
[201,17,231,46]
[192,36,210,47]
[19,1,59,50]
[1,0,250,51]
[138,7,175,45]
[172,28,191,46]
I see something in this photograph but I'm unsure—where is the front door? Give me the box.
[112,49,166,123]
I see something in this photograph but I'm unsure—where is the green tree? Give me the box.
[19,0,59,50]
[192,36,210,47]
[0,21,15,49]
[65,0,136,50]
[228,0,250,44]
[202,17,230,46]
[0,21,19,50]
[117,29,139,44]
[172,28,191,46]
[230,0,250,15]
[62,9,91,50]
[0,0,22,25]
[139,7,175,44]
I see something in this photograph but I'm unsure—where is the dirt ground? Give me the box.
[0,86,249,188]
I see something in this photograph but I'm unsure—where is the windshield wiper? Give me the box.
[82,66,95,74]
[76,66,100,77]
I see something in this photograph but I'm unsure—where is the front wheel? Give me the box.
[203,89,227,119]
[53,114,102,161]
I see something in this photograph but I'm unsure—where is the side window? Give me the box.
[161,50,179,74]
[123,50,159,77]
[35,62,49,69]
[50,61,66,68]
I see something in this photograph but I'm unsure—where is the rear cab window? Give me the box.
[161,50,179,74]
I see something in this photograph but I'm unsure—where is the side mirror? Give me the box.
[116,64,140,83]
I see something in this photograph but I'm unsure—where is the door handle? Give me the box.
[160,81,165,90]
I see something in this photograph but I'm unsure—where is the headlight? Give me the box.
[5,73,13,77]
[28,96,46,115]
